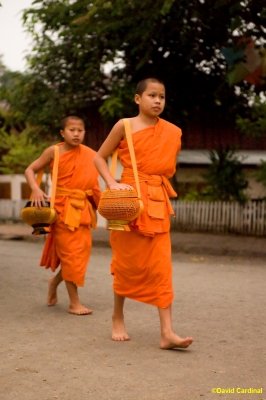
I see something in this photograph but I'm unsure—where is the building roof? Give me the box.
[177,150,266,166]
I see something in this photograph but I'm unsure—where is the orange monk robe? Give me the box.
[40,143,101,287]
[110,118,181,308]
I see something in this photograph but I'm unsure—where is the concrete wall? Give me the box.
[0,174,39,200]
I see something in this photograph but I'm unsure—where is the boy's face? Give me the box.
[135,82,166,117]
[60,119,85,148]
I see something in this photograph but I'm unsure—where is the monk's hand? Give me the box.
[31,188,49,209]
[108,183,133,191]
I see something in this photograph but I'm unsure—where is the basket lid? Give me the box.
[101,189,138,199]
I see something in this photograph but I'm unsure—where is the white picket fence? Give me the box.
[171,200,266,236]
[0,199,266,236]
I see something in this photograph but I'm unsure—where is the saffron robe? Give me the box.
[110,118,182,308]
[40,143,101,287]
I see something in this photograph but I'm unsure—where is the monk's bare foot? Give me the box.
[47,277,58,306]
[112,316,130,341]
[160,332,194,350]
[68,304,93,315]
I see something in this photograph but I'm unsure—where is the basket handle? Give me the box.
[29,145,59,209]
[110,148,118,178]
[109,119,141,198]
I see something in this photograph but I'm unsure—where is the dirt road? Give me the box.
[0,240,265,400]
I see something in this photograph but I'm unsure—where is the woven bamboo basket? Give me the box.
[98,189,143,231]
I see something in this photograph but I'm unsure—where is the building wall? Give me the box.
[181,109,266,150]
[83,107,266,152]
[0,174,45,201]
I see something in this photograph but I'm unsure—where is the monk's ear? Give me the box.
[60,129,64,138]
[135,94,140,104]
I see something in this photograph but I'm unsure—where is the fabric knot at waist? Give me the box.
[56,186,96,230]
[121,169,177,219]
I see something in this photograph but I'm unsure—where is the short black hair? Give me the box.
[60,115,84,130]
[136,78,165,96]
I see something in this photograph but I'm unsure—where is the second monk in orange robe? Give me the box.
[95,78,194,349]
[25,116,100,315]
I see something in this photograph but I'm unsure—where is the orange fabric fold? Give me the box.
[56,186,97,230]
[122,169,177,219]
[40,143,101,287]
[110,118,182,308]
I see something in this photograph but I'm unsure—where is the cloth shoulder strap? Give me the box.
[110,119,141,198]
[29,145,59,209]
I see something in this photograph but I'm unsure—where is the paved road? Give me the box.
[0,240,265,400]
[1,222,266,258]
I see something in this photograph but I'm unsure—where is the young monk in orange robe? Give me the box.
[25,116,100,315]
[94,78,194,349]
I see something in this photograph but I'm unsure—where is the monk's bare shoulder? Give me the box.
[34,145,55,163]
[114,119,126,136]
[26,145,55,173]
[46,145,56,159]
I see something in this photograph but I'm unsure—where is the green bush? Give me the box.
[0,128,51,174]
[176,148,249,202]
[254,161,266,199]
[202,147,249,203]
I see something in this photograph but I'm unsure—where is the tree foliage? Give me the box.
[1,0,266,144]
[254,161,266,194]
[0,128,48,174]
[0,104,52,174]
[0,61,62,138]
[16,0,266,133]
[0,57,53,174]
[236,96,266,138]
[203,147,249,203]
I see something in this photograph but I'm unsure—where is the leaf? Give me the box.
[161,0,175,15]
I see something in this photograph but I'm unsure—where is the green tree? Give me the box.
[0,59,54,173]
[0,128,48,174]
[0,64,62,138]
[18,0,266,133]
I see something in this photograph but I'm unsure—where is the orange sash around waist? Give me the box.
[121,169,177,219]
[56,186,97,231]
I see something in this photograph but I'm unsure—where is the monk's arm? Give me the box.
[25,146,54,208]
[94,120,133,190]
